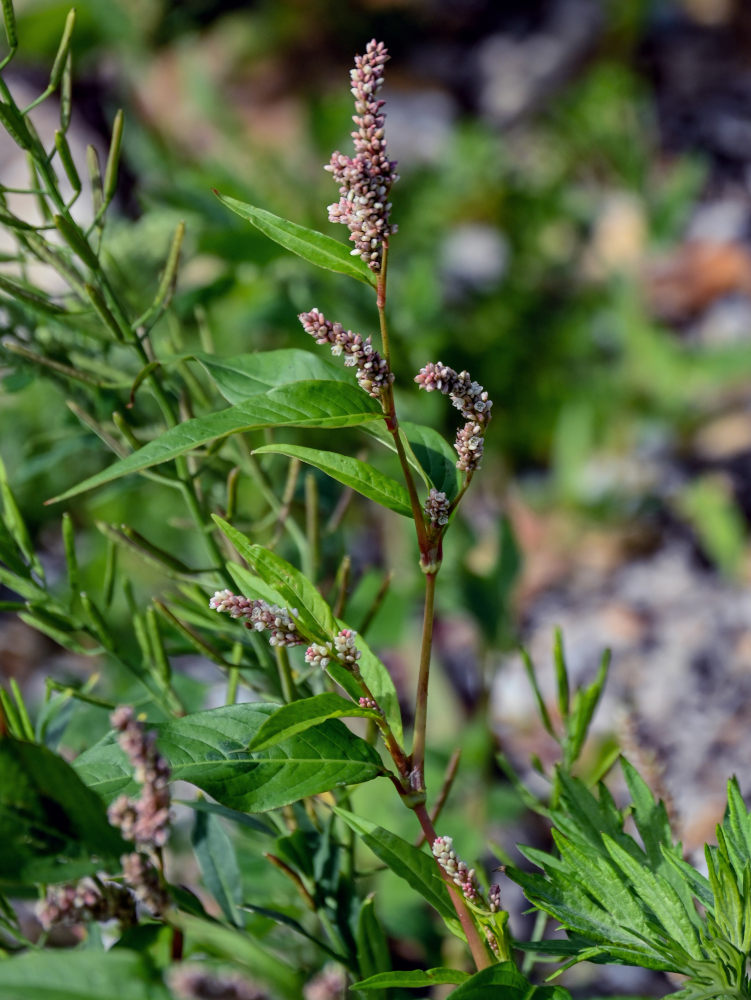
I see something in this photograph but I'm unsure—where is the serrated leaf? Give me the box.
[195,349,350,403]
[332,806,462,937]
[0,737,127,886]
[254,444,411,517]
[247,693,379,751]
[215,519,336,639]
[48,381,382,503]
[353,968,470,990]
[0,949,171,1000]
[74,703,384,812]
[214,192,376,286]
[602,834,701,958]
[191,808,243,926]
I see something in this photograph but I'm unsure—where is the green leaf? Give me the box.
[353,968,470,990]
[247,693,379,752]
[336,627,403,745]
[446,962,572,998]
[179,796,276,836]
[191,807,243,927]
[0,737,127,886]
[356,895,392,985]
[367,420,461,501]
[215,519,337,639]
[195,349,349,403]
[254,444,411,517]
[48,381,382,503]
[213,192,376,286]
[170,911,301,998]
[602,834,701,958]
[332,807,462,937]
[0,949,171,1000]
[74,703,384,813]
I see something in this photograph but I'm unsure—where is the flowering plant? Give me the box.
[2,8,751,1000]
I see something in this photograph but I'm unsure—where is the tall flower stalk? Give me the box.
[212,39,495,972]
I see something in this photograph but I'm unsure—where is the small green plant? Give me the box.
[2,6,751,1000]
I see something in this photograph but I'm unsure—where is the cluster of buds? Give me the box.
[298,309,393,399]
[37,878,135,931]
[325,40,398,272]
[358,696,381,712]
[107,707,171,916]
[210,591,303,647]
[305,629,362,672]
[432,835,482,906]
[488,882,502,913]
[424,488,450,527]
[415,363,492,473]
[169,966,267,1000]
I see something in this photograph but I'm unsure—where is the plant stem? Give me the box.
[376,244,428,552]
[411,570,436,791]
[413,801,491,971]
[275,645,296,703]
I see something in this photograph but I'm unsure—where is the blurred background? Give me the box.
[4,0,751,988]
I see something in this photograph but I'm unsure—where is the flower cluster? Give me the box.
[325,40,398,273]
[106,707,171,917]
[37,878,135,931]
[108,706,171,850]
[305,629,362,671]
[424,488,450,526]
[432,835,481,905]
[169,965,267,1000]
[298,308,392,399]
[358,696,380,712]
[415,363,492,472]
[210,590,303,647]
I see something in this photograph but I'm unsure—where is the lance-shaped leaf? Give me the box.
[332,807,461,937]
[353,969,470,990]
[0,948,172,1000]
[214,518,337,639]
[254,444,411,517]
[446,963,572,999]
[195,349,349,403]
[191,808,243,927]
[48,381,382,503]
[247,693,379,752]
[214,192,376,286]
[367,420,461,501]
[74,703,384,813]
